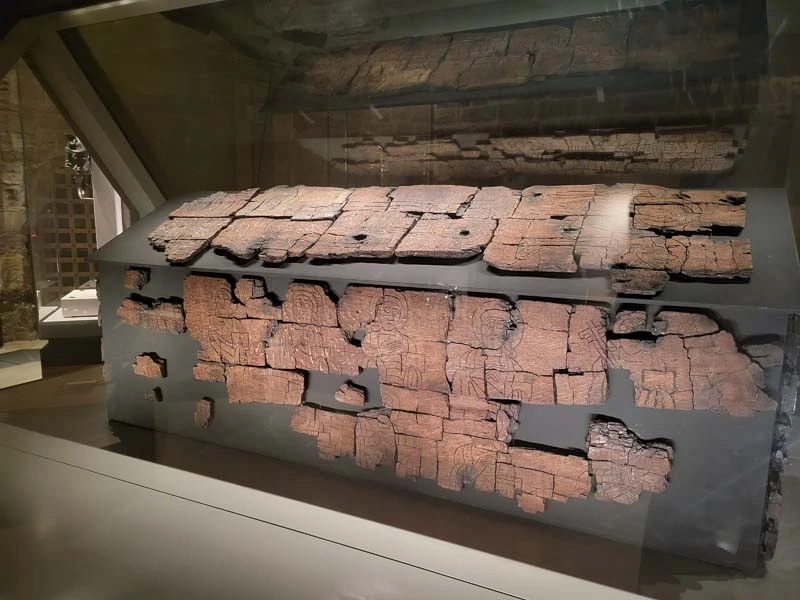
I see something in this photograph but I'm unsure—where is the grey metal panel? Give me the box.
[0,423,645,600]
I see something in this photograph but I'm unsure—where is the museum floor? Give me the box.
[1,363,798,599]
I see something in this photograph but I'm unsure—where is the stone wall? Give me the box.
[0,67,37,345]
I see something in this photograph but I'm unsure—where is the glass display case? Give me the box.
[19,0,800,589]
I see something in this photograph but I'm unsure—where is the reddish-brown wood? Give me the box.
[117,297,185,334]
[132,353,166,378]
[123,268,150,291]
[169,189,257,218]
[225,365,304,405]
[587,420,673,504]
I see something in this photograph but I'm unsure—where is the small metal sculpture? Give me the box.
[65,134,93,199]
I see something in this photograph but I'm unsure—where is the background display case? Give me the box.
[12,0,800,584]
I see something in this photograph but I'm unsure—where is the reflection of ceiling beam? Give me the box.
[25,32,165,218]
[371,0,665,43]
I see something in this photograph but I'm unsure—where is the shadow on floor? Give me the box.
[2,363,798,599]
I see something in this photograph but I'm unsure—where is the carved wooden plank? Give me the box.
[390,411,443,440]
[683,331,774,416]
[651,311,719,337]
[446,343,487,399]
[335,383,366,408]
[588,420,673,504]
[225,365,304,405]
[484,301,569,403]
[513,186,595,219]
[169,189,257,218]
[265,323,364,376]
[193,361,226,382]
[148,217,230,263]
[437,433,506,492]
[362,288,450,343]
[341,186,393,212]
[609,311,775,416]
[306,211,417,259]
[567,305,607,373]
[291,405,356,459]
[554,372,606,405]
[147,184,751,295]
[233,277,282,320]
[633,202,745,233]
[362,289,451,391]
[282,283,338,327]
[632,186,747,205]
[461,187,520,219]
[448,296,513,350]
[395,216,496,259]
[395,434,438,480]
[611,310,648,334]
[237,185,350,220]
[117,297,185,334]
[132,353,166,378]
[211,217,331,262]
[183,275,271,366]
[443,396,518,442]
[388,185,477,215]
[666,237,752,279]
[194,398,214,429]
[355,410,396,470]
[610,269,670,296]
[483,217,581,273]
[508,447,591,511]
[380,384,449,418]
[123,267,150,291]
[338,286,383,335]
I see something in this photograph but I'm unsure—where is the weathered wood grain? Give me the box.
[148,217,230,263]
[169,189,257,218]
[183,275,272,366]
[117,297,185,334]
[282,283,338,327]
[338,286,383,335]
[588,420,673,504]
[124,268,150,291]
[609,311,775,416]
[461,187,520,219]
[483,217,581,273]
[341,187,393,212]
[237,185,350,220]
[150,183,751,295]
[194,398,214,429]
[388,185,477,215]
[265,323,364,376]
[291,405,356,459]
[211,217,331,262]
[355,410,396,470]
[192,361,226,382]
[225,365,304,405]
[380,384,449,418]
[306,211,417,259]
[395,216,496,259]
[335,383,366,407]
[132,353,166,378]
[233,277,282,320]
